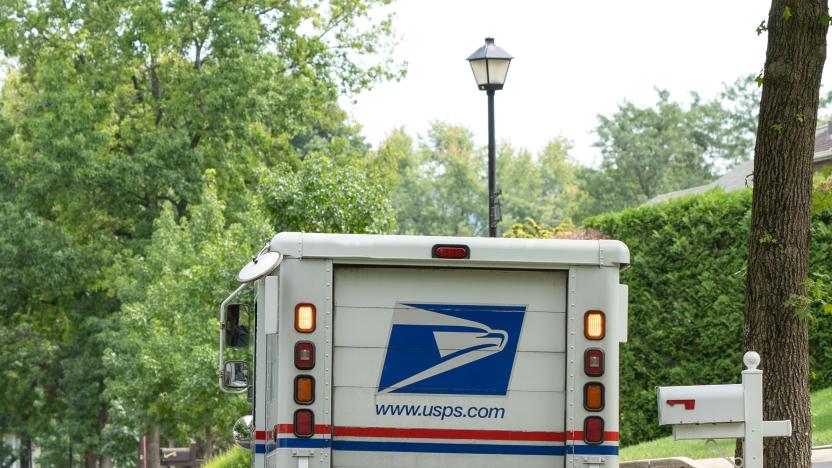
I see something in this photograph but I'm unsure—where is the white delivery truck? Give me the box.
[219,232,629,468]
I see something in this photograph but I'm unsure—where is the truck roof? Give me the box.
[269,232,629,269]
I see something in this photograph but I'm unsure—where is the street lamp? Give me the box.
[467,37,513,237]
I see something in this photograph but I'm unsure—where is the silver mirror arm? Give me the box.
[219,283,249,394]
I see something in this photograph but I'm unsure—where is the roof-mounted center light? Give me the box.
[432,245,470,259]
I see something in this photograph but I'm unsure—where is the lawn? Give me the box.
[203,446,250,468]
[620,387,832,461]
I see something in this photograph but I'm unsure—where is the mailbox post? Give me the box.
[657,352,791,468]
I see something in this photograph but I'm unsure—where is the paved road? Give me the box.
[621,449,832,467]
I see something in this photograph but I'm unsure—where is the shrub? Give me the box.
[584,187,832,445]
[204,447,251,468]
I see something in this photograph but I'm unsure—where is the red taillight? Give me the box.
[584,348,605,376]
[294,410,314,438]
[584,417,604,445]
[432,244,470,259]
[295,342,315,369]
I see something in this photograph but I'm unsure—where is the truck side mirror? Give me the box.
[225,304,250,348]
[232,415,253,449]
[222,361,250,390]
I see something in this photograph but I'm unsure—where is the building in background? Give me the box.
[645,124,832,205]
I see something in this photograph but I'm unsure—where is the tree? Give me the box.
[103,174,272,466]
[582,82,761,217]
[104,166,395,465]
[0,0,402,464]
[381,125,586,236]
[389,123,487,236]
[262,155,396,234]
[498,137,586,227]
[743,1,828,466]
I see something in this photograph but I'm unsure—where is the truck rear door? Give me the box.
[331,266,567,468]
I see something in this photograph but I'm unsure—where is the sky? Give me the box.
[344,0,832,167]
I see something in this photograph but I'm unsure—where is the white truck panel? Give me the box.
[265,275,279,334]
[563,266,623,464]
[332,386,566,429]
[331,266,566,468]
[333,267,566,313]
[335,308,565,352]
[333,347,565,392]
[331,449,563,468]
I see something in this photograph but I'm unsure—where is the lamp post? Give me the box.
[467,37,513,238]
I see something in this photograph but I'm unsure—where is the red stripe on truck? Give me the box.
[254,425,332,440]
[567,431,620,442]
[276,424,331,434]
[258,426,620,443]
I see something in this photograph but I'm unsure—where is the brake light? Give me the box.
[294,342,315,369]
[584,416,604,445]
[584,311,605,340]
[294,410,314,438]
[294,376,315,404]
[584,383,605,411]
[295,304,316,333]
[584,348,605,376]
[432,244,470,259]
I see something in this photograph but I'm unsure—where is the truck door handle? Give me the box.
[666,399,696,410]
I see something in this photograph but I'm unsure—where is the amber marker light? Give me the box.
[584,311,605,340]
[584,383,605,411]
[294,376,315,404]
[295,303,316,333]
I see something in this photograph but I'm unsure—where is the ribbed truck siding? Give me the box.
[331,267,567,468]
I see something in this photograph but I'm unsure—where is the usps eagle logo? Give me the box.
[377,303,526,396]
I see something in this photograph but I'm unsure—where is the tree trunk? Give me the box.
[146,425,161,468]
[84,452,97,468]
[99,394,111,468]
[743,1,828,467]
[204,426,213,460]
[23,435,33,468]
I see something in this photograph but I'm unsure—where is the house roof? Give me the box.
[816,123,832,153]
[644,159,754,205]
[645,125,832,205]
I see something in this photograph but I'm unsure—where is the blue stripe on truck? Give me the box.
[569,444,619,455]
[258,440,619,456]
[332,441,564,455]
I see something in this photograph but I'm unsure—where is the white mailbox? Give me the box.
[657,384,744,425]
[655,352,792,468]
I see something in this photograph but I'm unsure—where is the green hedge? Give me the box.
[585,188,832,445]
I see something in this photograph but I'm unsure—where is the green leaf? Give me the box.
[757,20,768,35]
[784,6,793,21]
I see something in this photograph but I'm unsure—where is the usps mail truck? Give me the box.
[219,232,629,468]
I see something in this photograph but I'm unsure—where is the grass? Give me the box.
[620,387,832,461]
[203,446,250,468]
